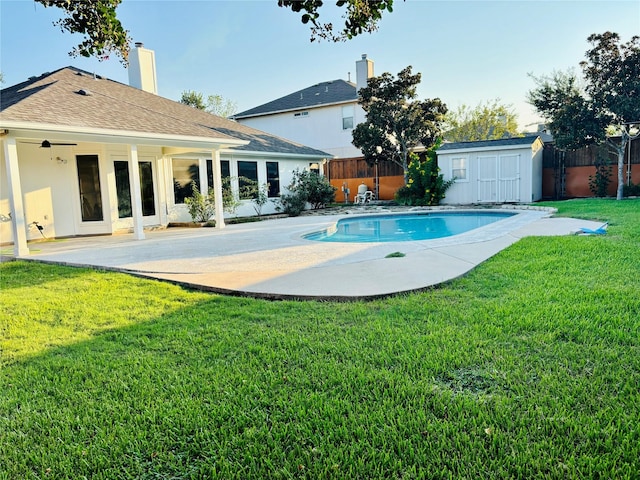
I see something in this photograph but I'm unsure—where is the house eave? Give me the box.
[436,141,539,155]
[233,99,358,120]
[219,148,333,160]
[0,120,249,150]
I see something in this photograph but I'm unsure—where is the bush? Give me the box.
[623,182,640,197]
[184,178,241,223]
[394,147,454,206]
[251,182,270,216]
[277,169,336,216]
[588,154,612,197]
[184,184,215,223]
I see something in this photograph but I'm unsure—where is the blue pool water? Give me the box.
[304,211,515,243]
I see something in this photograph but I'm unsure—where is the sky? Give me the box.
[1,0,639,131]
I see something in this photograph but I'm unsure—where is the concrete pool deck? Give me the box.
[12,206,604,300]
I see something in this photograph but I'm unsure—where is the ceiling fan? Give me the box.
[21,140,77,148]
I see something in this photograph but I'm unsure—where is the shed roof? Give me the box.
[437,135,542,152]
[233,79,357,119]
[0,67,330,157]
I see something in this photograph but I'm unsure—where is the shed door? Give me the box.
[498,154,520,202]
[477,156,497,202]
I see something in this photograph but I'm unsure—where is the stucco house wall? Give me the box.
[0,56,330,253]
[237,103,366,159]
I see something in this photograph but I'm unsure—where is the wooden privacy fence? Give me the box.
[325,157,405,201]
[542,139,640,199]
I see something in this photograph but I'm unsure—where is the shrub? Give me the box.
[184,178,242,222]
[394,147,454,206]
[184,184,215,223]
[623,182,640,197]
[277,169,336,215]
[251,183,270,216]
[588,154,612,197]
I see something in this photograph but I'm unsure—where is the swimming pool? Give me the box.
[304,211,516,243]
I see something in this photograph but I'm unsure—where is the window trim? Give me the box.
[451,157,468,182]
[342,105,354,130]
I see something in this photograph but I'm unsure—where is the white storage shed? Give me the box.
[436,136,544,204]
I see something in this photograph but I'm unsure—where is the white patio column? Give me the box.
[211,149,225,229]
[2,137,29,256]
[128,144,145,240]
[198,157,208,194]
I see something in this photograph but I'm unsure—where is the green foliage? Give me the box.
[38,0,130,64]
[588,154,612,197]
[183,178,241,222]
[527,70,608,150]
[394,149,454,206]
[180,90,207,110]
[278,0,394,42]
[251,183,270,216]
[444,100,521,142]
[1,200,639,478]
[528,32,640,199]
[623,182,640,197]
[352,66,447,185]
[277,169,336,215]
[180,90,238,117]
[184,184,215,223]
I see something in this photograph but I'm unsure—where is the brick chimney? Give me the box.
[128,42,158,94]
[355,54,374,91]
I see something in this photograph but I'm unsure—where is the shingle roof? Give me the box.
[233,79,357,118]
[437,135,541,151]
[0,67,330,157]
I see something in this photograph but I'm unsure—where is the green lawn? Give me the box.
[1,199,639,479]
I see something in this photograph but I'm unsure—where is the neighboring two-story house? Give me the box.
[232,54,374,160]
[232,55,405,200]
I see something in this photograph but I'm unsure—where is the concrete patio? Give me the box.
[8,206,603,301]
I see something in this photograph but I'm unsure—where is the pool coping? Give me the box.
[14,206,605,301]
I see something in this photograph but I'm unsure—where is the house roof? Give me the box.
[437,135,542,153]
[0,67,330,157]
[232,79,357,119]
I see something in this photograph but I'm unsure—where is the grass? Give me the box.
[1,199,639,479]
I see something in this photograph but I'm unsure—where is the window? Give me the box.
[172,159,199,204]
[114,161,132,218]
[342,105,354,130]
[237,161,258,199]
[114,161,156,218]
[266,161,280,197]
[452,157,467,181]
[76,154,103,222]
[206,159,230,191]
[139,162,156,216]
[309,162,320,175]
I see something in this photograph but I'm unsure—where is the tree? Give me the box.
[37,0,131,64]
[205,94,238,118]
[180,90,238,118]
[38,1,399,66]
[527,70,607,149]
[528,32,640,199]
[278,0,396,42]
[352,66,447,185]
[444,100,520,142]
[180,90,207,110]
